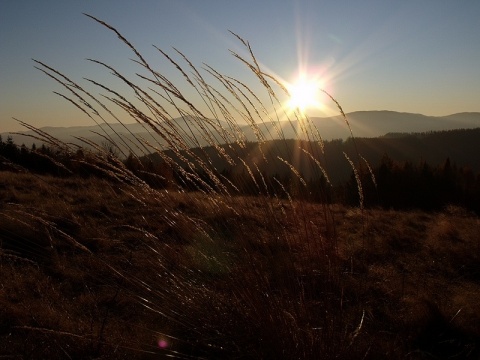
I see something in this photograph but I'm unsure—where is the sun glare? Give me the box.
[287,75,323,113]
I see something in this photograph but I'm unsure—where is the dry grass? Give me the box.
[0,172,344,359]
[1,173,479,359]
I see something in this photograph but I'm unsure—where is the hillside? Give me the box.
[1,172,479,359]
[145,127,480,186]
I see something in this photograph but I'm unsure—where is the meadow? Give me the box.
[1,15,480,359]
[1,172,479,359]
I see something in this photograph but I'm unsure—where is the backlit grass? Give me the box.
[1,15,479,359]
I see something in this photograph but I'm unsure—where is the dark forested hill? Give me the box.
[348,128,480,175]
[147,128,480,186]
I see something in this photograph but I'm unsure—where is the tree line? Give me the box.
[342,155,480,213]
[1,135,480,213]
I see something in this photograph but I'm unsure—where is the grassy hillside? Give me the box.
[1,171,479,359]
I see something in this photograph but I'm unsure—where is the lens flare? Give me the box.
[158,339,169,349]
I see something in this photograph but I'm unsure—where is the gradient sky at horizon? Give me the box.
[1,0,480,132]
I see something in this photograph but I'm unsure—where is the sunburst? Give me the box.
[286,74,324,113]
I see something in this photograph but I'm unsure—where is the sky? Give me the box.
[1,0,480,132]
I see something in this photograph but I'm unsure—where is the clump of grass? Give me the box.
[0,173,358,359]
[7,15,359,358]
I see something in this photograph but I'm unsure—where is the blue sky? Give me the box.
[1,0,480,132]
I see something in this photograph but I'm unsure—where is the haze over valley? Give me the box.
[5,110,480,149]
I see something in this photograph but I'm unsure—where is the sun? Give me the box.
[286,75,323,113]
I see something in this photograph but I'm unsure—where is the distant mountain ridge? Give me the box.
[309,110,480,139]
[3,111,480,152]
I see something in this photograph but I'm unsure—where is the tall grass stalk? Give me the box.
[5,14,370,359]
